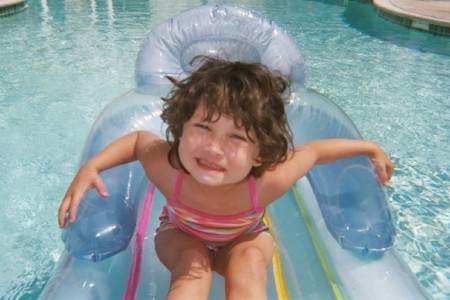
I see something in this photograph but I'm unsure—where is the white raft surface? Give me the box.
[40,4,429,300]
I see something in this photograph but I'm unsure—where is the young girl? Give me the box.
[58,57,394,300]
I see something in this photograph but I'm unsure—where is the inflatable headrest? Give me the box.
[135,4,306,87]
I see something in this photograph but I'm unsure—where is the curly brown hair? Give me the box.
[160,57,293,177]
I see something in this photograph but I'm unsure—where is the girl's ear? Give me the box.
[252,157,263,167]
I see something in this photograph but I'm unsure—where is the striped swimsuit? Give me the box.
[156,172,268,250]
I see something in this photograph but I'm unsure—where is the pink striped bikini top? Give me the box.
[165,172,265,247]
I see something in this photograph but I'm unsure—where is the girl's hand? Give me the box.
[58,164,109,228]
[369,146,394,186]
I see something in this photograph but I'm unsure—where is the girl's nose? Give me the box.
[205,136,224,156]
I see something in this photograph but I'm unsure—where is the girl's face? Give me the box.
[178,105,261,186]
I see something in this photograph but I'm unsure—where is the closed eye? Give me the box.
[194,123,209,130]
[231,134,248,141]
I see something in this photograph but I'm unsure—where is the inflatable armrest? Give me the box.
[288,88,395,256]
[62,92,164,262]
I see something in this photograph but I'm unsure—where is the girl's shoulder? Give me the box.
[254,156,306,207]
[136,132,179,198]
[254,171,292,207]
[136,131,170,160]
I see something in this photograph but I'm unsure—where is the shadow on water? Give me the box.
[343,1,450,56]
[305,0,449,56]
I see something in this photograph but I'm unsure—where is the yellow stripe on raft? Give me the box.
[292,186,345,300]
[263,213,290,300]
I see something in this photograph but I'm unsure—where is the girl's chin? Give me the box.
[191,171,226,186]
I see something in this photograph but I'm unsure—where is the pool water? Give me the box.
[1,0,448,299]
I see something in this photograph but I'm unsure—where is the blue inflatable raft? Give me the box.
[40,4,428,300]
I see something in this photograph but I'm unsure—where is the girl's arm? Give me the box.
[262,139,394,202]
[58,131,160,228]
[295,139,394,185]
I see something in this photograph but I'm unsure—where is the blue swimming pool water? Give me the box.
[1,0,448,299]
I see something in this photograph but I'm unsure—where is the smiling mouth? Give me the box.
[196,158,225,172]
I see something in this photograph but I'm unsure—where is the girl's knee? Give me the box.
[239,246,266,261]
[171,247,213,278]
[223,247,268,299]
[155,230,213,277]
[229,246,268,274]
[216,234,274,276]
[164,248,213,300]
[161,244,213,300]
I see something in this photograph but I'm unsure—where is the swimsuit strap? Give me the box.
[248,176,259,211]
[169,171,185,204]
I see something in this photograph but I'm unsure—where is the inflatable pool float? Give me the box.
[40,4,428,300]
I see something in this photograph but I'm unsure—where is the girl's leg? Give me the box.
[155,229,214,300]
[214,232,275,300]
